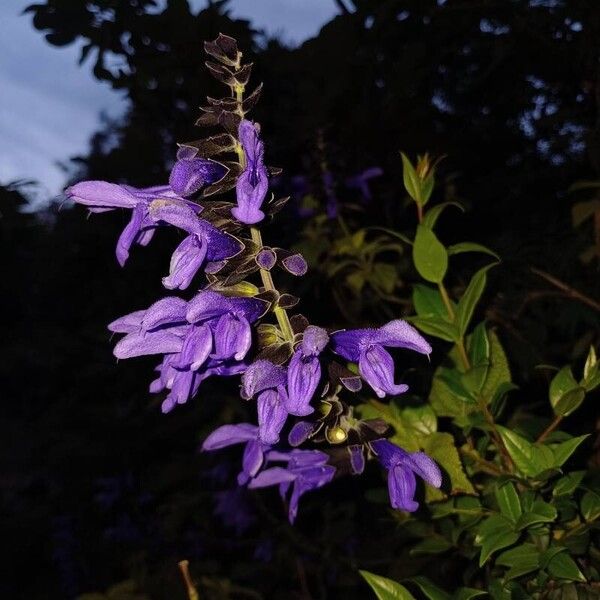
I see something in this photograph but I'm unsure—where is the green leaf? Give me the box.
[582,346,600,392]
[413,225,448,283]
[408,577,451,600]
[550,366,585,416]
[447,242,500,260]
[358,400,428,452]
[480,331,511,404]
[551,435,589,468]
[515,501,557,530]
[413,284,451,319]
[583,345,597,380]
[475,514,519,566]
[495,482,522,522]
[496,543,540,581]
[545,552,586,582]
[409,315,459,343]
[421,432,476,497]
[421,173,435,206]
[581,490,600,522]
[422,201,464,229]
[360,570,416,600]
[455,263,497,336]
[401,153,421,205]
[370,263,398,294]
[496,427,555,478]
[467,323,490,366]
[553,471,585,497]
[410,537,452,556]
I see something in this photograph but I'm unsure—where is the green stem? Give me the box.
[230,57,294,344]
[250,226,294,341]
[536,414,563,443]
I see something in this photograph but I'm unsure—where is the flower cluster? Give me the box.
[66,34,441,523]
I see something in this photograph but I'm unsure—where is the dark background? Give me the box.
[1,1,599,598]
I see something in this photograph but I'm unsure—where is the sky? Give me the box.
[0,0,339,201]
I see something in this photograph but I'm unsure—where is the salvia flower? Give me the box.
[70,35,441,525]
[286,326,329,416]
[241,360,289,444]
[66,181,178,266]
[331,320,432,398]
[186,290,266,362]
[149,199,241,290]
[169,146,226,197]
[371,439,442,512]
[202,423,268,485]
[248,449,335,523]
[345,166,383,202]
[232,120,269,225]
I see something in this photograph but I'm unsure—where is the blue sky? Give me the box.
[0,0,339,199]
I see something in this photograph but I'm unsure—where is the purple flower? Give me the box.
[286,326,329,416]
[241,360,289,444]
[322,171,338,219]
[109,292,259,413]
[186,290,267,362]
[345,167,383,202]
[248,449,335,523]
[331,320,431,398]
[66,181,180,266]
[232,120,269,225]
[372,439,441,512]
[149,199,241,290]
[202,423,268,485]
[169,146,226,197]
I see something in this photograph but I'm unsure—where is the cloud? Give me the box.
[0,0,339,199]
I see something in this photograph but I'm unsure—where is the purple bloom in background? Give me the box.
[241,360,289,444]
[331,319,431,398]
[149,199,241,290]
[286,326,329,416]
[202,423,268,485]
[232,120,269,225]
[169,146,226,197]
[345,167,383,202]
[372,439,441,512]
[213,487,256,534]
[249,449,335,523]
[322,171,338,219]
[66,181,180,266]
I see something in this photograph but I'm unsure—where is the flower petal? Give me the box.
[241,360,287,399]
[202,423,259,450]
[285,352,319,416]
[257,389,288,444]
[388,464,418,512]
[113,329,184,358]
[359,345,409,398]
[212,314,252,361]
[406,451,442,489]
[116,203,145,266]
[375,319,432,356]
[162,234,207,290]
[66,181,139,210]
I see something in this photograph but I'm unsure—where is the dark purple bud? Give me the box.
[256,247,277,270]
[282,253,308,276]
